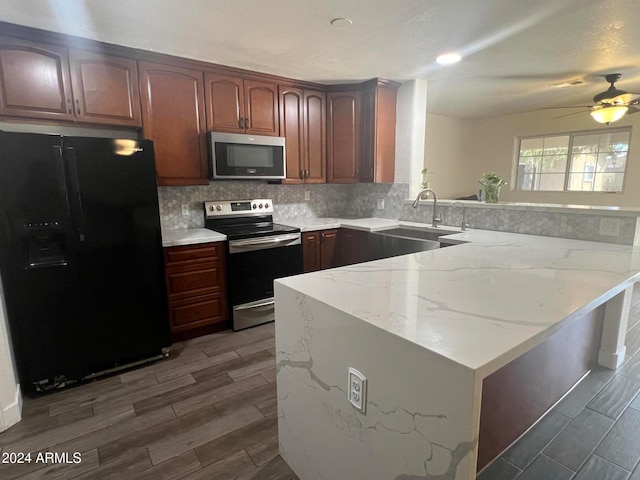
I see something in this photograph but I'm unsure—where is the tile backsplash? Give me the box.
[159,181,637,245]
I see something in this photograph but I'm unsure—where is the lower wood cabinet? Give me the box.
[302,229,338,273]
[164,242,228,341]
[336,228,369,266]
[302,228,369,273]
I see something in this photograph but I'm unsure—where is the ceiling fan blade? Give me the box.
[611,93,640,104]
[627,106,640,115]
[553,110,589,120]
[542,105,594,110]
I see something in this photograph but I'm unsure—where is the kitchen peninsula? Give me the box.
[274,230,640,480]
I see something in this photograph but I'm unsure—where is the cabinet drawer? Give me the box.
[168,293,227,332]
[164,242,224,265]
[165,262,225,299]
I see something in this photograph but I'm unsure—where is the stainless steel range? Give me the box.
[204,199,302,330]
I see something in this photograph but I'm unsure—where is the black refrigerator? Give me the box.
[0,132,170,395]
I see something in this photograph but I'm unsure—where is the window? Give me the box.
[515,128,630,192]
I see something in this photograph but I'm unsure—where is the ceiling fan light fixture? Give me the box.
[590,105,628,125]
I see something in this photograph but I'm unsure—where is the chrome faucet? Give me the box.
[412,188,441,228]
[448,201,469,231]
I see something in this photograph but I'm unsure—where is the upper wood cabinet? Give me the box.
[279,86,326,184]
[359,80,398,183]
[68,49,142,127]
[327,91,360,183]
[205,72,278,136]
[0,37,143,127]
[139,61,209,186]
[0,36,75,122]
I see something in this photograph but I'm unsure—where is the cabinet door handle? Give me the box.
[75,99,81,115]
[300,169,304,179]
[244,117,249,129]
[67,99,72,114]
[238,118,244,129]
[305,169,309,179]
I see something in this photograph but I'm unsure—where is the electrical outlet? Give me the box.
[304,191,311,201]
[181,204,189,216]
[376,198,385,210]
[599,217,621,237]
[348,367,367,413]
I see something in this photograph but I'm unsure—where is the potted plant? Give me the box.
[479,172,506,203]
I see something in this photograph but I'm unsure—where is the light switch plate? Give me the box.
[599,217,621,237]
[304,191,311,201]
[181,204,189,216]
[376,198,385,210]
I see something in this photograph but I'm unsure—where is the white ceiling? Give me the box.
[1,0,640,119]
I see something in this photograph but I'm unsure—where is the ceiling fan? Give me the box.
[548,73,640,125]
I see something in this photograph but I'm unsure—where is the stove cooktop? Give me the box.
[206,221,299,240]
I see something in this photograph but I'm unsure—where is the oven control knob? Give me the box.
[264,203,269,209]
[258,203,263,209]
[209,205,215,212]
[216,205,222,211]
[252,203,257,209]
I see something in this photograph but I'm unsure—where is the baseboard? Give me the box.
[598,345,626,370]
[0,383,22,432]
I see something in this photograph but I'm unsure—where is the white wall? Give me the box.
[423,113,478,199]
[395,80,428,195]
[460,110,640,207]
[0,277,21,432]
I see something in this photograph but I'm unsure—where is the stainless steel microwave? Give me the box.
[209,132,286,180]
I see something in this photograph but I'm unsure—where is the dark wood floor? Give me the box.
[3,287,640,480]
[0,322,298,480]
[479,286,640,480]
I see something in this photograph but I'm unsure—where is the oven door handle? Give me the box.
[234,299,275,311]
[229,233,301,253]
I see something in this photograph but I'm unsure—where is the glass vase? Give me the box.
[483,184,501,203]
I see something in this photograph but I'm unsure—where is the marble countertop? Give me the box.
[424,199,640,217]
[162,228,226,247]
[276,230,640,377]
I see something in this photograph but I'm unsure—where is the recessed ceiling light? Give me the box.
[330,17,353,28]
[436,52,462,65]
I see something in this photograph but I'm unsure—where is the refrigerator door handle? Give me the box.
[52,145,73,218]
[63,147,86,240]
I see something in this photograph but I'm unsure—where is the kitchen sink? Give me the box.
[367,227,455,261]
[373,227,456,242]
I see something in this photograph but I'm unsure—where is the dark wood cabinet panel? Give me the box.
[164,242,223,264]
[165,261,225,301]
[327,91,360,183]
[69,50,141,127]
[205,73,278,136]
[302,231,321,273]
[337,228,369,266]
[164,242,229,340]
[359,81,398,183]
[0,36,75,121]
[279,86,305,183]
[244,79,278,136]
[168,293,227,333]
[304,89,326,183]
[139,61,208,186]
[204,72,244,133]
[302,229,340,272]
[319,229,339,270]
